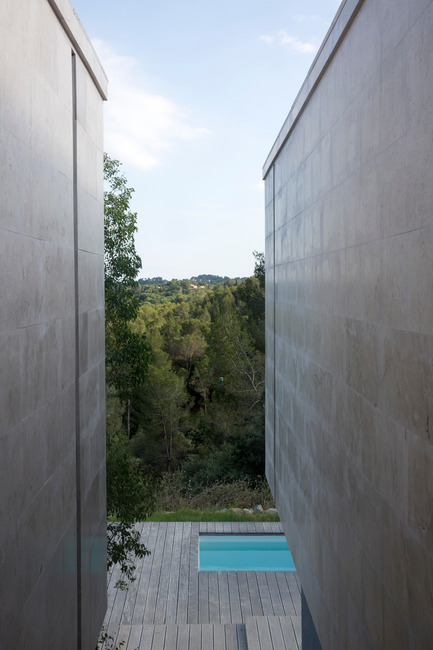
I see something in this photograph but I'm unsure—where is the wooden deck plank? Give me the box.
[230,521,241,534]
[236,623,248,650]
[291,615,302,649]
[188,623,202,650]
[265,572,286,617]
[208,570,220,624]
[187,524,200,624]
[257,616,273,650]
[154,522,176,623]
[151,624,166,650]
[164,624,178,650]
[113,625,130,650]
[287,573,302,616]
[132,522,161,624]
[268,616,287,650]
[246,573,264,616]
[143,523,167,624]
[177,522,192,623]
[244,618,260,650]
[257,572,274,616]
[237,572,253,620]
[127,625,142,649]
[214,521,225,534]
[213,623,226,650]
[225,623,239,649]
[175,623,190,650]
[121,524,152,625]
[227,571,242,622]
[275,572,297,617]
[138,625,154,649]
[279,616,300,650]
[198,571,210,623]
[217,572,231,623]
[237,522,250,534]
[254,522,266,534]
[165,522,184,623]
[108,573,128,626]
[201,623,214,649]
[103,573,117,632]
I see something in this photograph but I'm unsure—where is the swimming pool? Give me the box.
[199,534,296,571]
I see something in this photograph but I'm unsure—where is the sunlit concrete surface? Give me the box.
[0,1,107,647]
[264,0,433,648]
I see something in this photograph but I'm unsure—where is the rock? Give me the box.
[231,508,242,513]
[265,508,278,514]
[253,504,264,513]
[242,508,253,515]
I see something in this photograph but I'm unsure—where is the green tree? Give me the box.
[104,154,152,587]
[236,251,265,352]
[253,250,265,288]
[104,153,150,436]
[104,154,141,323]
[132,351,192,477]
[106,393,153,589]
[180,257,266,489]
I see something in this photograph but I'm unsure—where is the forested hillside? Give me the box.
[126,252,265,491]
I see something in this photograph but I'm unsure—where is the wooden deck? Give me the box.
[102,522,301,650]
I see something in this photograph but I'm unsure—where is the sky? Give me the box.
[72,0,342,280]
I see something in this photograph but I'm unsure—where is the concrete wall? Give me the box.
[263,0,433,648]
[0,1,107,648]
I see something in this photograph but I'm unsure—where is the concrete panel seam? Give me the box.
[72,51,83,650]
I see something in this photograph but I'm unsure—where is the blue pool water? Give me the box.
[199,534,296,571]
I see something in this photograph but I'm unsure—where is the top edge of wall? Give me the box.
[262,0,365,180]
[47,0,108,100]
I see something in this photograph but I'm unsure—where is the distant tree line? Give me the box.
[139,274,245,286]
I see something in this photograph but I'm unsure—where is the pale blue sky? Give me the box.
[73,0,341,279]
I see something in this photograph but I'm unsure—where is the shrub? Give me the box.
[152,472,274,512]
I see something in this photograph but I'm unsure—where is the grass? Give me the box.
[108,476,278,523]
[145,508,280,522]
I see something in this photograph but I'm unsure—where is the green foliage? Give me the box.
[131,351,192,477]
[127,253,266,494]
[96,626,126,650]
[104,155,152,587]
[107,324,151,409]
[104,154,141,322]
[106,416,153,588]
[253,250,265,288]
[150,473,275,514]
[96,626,139,650]
[104,153,150,418]
[106,429,154,522]
[106,522,149,591]
[136,275,245,305]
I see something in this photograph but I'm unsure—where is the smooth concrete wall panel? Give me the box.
[0,0,106,648]
[75,47,106,648]
[265,170,275,490]
[264,0,433,647]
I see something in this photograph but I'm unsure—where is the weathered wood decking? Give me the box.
[102,522,301,650]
